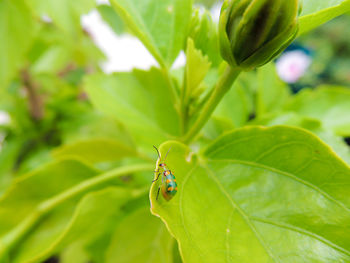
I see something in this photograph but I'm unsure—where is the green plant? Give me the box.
[1,0,350,262]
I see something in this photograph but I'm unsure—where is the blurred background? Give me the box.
[0,0,349,262]
[1,0,349,192]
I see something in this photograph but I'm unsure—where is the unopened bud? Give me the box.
[219,0,299,70]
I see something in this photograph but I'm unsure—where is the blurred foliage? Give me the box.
[297,14,350,86]
[0,0,350,262]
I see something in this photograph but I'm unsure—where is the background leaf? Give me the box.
[110,0,192,67]
[251,112,350,165]
[0,160,151,262]
[53,138,138,164]
[151,126,350,262]
[184,38,211,100]
[97,4,126,35]
[299,0,350,35]
[105,206,174,263]
[84,68,181,151]
[256,63,290,117]
[0,159,99,262]
[284,86,350,136]
[188,9,221,66]
[28,0,96,36]
[0,0,35,89]
[15,187,131,262]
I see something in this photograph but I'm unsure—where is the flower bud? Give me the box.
[219,0,299,70]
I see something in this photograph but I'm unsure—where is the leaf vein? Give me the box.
[204,165,280,263]
[180,165,206,260]
[210,159,350,213]
[250,216,350,257]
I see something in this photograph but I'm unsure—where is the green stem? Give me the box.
[162,67,179,104]
[180,77,189,135]
[182,66,241,144]
[0,164,153,260]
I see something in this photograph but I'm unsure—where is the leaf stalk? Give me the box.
[182,66,241,143]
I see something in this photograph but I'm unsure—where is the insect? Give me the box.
[153,145,177,201]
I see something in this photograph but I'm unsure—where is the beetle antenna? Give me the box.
[153,145,161,160]
[164,147,172,162]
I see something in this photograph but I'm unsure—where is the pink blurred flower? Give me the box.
[276,50,312,83]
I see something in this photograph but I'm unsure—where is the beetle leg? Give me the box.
[156,187,160,200]
[152,173,161,182]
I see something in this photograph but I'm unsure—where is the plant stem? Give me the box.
[182,66,241,144]
[180,72,189,135]
[21,69,44,122]
[0,164,153,260]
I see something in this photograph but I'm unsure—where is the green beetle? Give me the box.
[153,146,177,201]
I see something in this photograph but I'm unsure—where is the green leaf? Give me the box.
[110,0,193,67]
[0,160,152,262]
[299,0,350,35]
[27,23,102,75]
[0,0,35,89]
[84,69,181,150]
[251,112,350,165]
[29,0,96,36]
[317,131,350,165]
[0,140,23,194]
[188,9,221,66]
[41,187,131,262]
[53,138,138,164]
[256,63,290,117]
[60,113,133,147]
[105,206,174,263]
[97,4,126,35]
[183,38,211,102]
[16,187,131,263]
[60,242,90,263]
[0,159,99,262]
[284,86,350,136]
[151,126,350,262]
